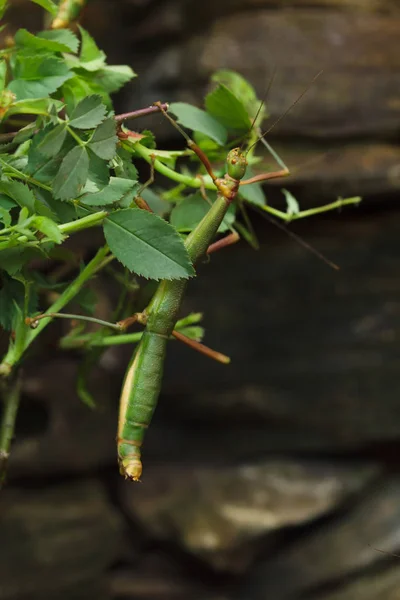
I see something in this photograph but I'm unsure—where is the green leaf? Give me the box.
[69,95,106,129]
[0,193,16,210]
[205,83,252,131]
[61,75,106,113]
[0,247,39,276]
[170,192,235,233]
[238,167,266,207]
[210,70,263,123]
[78,26,106,71]
[0,206,10,227]
[282,189,300,217]
[53,145,89,200]
[2,97,64,120]
[0,181,36,212]
[15,28,79,54]
[37,123,67,157]
[92,65,136,94]
[80,177,137,206]
[27,126,76,183]
[29,0,58,16]
[88,118,117,160]
[169,103,227,146]
[141,188,169,217]
[32,216,64,243]
[9,52,72,99]
[87,149,110,188]
[0,59,6,92]
[103,208,195,280]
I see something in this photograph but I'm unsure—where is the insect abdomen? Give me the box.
[117,330,167,480]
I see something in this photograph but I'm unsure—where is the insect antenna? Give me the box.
[250,203,340,270]
[240,65,277,151]
[247,69,324,155]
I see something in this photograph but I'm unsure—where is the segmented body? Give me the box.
[117,165,241,481]
[52,0,87,29]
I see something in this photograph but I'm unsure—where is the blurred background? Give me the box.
[2,1,400,599]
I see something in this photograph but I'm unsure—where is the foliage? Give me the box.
[0,1,361,482]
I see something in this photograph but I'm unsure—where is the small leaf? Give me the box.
[87,149,110,188]
[0,247,39,276]
[3,97,64,120]
[53,145,89,200]
[69,95,106,129]
[80,177,136,206]
[169,103,227,146]
[211,70,263,123]
[0,193,16,210]
[78,26,106,71]
[0,206,11,227]
[103,208,195,280]
[92,65,136,93]
[29,0,58,15]
[205,84,252,131]
[15,28,79,54]
[0,181,36,212]
[282,189,300,216]
[170,192,235,233]
[61,75,106,113]
[88,118,117,160]
[9,51,72,99]
[32,216,64,243]
[37,123,67,157]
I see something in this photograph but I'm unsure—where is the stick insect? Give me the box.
[117,78,360,481]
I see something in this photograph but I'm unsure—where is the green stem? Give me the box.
[0,246,113,376]
[0,374,21,487]
[66,125,85,147]
[59,210,108,234]
[132,143,217,191]
[254,196,362,222]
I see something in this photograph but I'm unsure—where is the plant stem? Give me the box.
[256,196,362,222]
[0,246,113,376]
[115,103,169,122]
[59,210,108,234]
[0,374,21,487]
[132,143,217,191]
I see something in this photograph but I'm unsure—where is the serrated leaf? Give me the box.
[53,145,89,200]
[61,75,107,113]
[170,192,235,234]
[205,84,252,131]
[0,247,39,276]
[141,188,169,216]
[103,208,195,280]
[0,181,36,212]
[169,103,227,146]
[0,206,11,226]
[92,65,136,94]
[2,97,64,120]
[37,123,67,157]
[282,188,300,216]
[15,28,79,54]
[27,126,76,183]
[80,177,136,206]
[69,95,106,129]
[211,70,264,123]
[30,0,58,15]
[88,118,117,160]
[0,193,16,210]
[78,26,106,71]
[87,149,110,188]
[32,216,64,243]
[9,52,72,99]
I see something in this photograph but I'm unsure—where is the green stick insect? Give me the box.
[51,0,87,29]
[116,101,295,481]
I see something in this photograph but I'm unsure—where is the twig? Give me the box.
[115,103,169,123]
[0,374,21,488]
